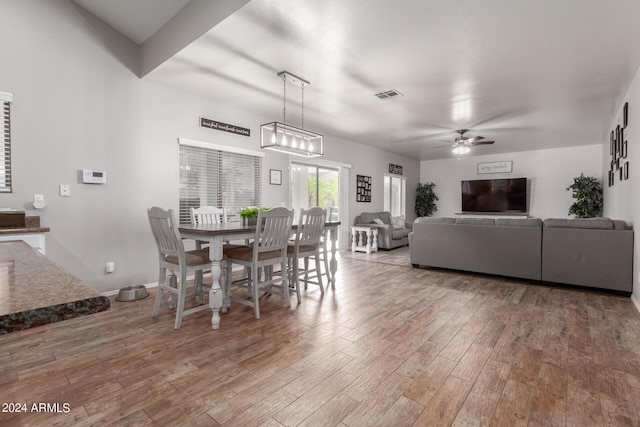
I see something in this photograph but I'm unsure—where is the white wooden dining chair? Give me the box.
[225,207,294,319]
[148,207,214,329]
[190,206,226,249]
[287,207,327,302]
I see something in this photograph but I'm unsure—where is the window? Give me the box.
[384,174,406,217]
[0,92,13,193]
[178,138,263,224]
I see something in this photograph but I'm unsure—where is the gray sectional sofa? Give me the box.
[542,218,633,293]
[353,211,412,249]
[409,217,543,280]
[409,216,633,293]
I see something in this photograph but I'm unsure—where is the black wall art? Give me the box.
[356,175,372,202]
[609,102,629,187]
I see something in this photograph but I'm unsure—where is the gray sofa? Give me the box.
[542,218,633,293]
[409,216,633,293]
[409,217,543,280]
[353,211,411,249]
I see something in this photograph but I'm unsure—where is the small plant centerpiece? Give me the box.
[566,174,603,218]
[238,206,270,225]
[415,182,438,217]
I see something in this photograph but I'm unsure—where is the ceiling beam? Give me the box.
[138,0,250,78]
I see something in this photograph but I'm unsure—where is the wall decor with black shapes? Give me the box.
[608,102,629,187]
[356,175,372,202]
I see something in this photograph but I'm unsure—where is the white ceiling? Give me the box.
[73,0,640,160]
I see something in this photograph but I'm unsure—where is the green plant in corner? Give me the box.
[566,173,603,218]
[415,182,438,217]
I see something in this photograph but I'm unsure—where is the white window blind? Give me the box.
[179,139,263,224]
[0,92,13,193]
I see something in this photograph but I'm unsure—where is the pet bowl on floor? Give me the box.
[116,285,149,302]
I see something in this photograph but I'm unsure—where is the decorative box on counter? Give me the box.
[0,211,26,228]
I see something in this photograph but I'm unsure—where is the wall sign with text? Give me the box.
[200,117,250,137]
[477,161,513,174]
[389,163,403,175]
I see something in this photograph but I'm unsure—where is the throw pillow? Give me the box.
[391,215,405,228]
[373,218,384,225]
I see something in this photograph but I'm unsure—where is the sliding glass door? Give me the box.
[291,162,340,221]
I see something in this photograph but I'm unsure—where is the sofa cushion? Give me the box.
[392,228,410,239]
[415,217,455,224]
[495,218,543,227]
[359,211,391,225]
[390,215,405,228]
[455,217,495,226]
[544,218,614,229]
[613,220,631,230]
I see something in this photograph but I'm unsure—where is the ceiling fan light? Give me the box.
[452,146,470,155]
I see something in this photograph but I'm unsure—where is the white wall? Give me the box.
[0,0,419,293]
[603,64,640,302]
[420,145,602,219]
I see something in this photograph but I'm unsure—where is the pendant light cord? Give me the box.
[282,73,287,124]
[301,83,305,129]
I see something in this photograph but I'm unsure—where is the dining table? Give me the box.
[178,221,341,329]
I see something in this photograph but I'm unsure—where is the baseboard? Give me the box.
[632,293,640,314]
[102,281,158,297]
[101,269,232,297]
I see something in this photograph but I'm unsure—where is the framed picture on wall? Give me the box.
[624,102,629,128]
[269,169,282,185]
[356,175,371,202]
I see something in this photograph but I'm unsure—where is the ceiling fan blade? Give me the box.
[469,140,495,146]
[433,144,454,148]
[466,136,485,143]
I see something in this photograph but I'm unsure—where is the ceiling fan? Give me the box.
[437,129,495,155]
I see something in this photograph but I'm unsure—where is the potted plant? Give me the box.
[567,173,603,218]
[238,206,270,225]
[415,182,438,217]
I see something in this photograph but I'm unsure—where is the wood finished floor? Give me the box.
[2,247,640,426]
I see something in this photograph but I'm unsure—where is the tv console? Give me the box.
[455,212,529,219]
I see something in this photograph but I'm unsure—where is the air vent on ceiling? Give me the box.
[374,89,404,100]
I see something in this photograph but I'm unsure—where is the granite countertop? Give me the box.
[0,241,109,333]
[0,226,50,234]
[0,215,49,234]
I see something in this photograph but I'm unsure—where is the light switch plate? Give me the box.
[59,184,71,197]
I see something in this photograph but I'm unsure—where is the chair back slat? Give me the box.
[254,207,294,253]
[297,207,327,247]
[190,206,226,225]
[148,207,184,261]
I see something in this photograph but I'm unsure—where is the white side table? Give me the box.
[351,226,379,254]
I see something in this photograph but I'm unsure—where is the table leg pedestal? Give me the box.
[208,236,224,330]
[329,227,338,287]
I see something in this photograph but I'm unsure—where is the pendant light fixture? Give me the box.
[261,71,324,157]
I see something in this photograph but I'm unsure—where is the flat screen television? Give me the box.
[461,178,527,213]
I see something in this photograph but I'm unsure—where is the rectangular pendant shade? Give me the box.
[260,122,324,158]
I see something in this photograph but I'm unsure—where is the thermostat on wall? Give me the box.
[82,170,107,184]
